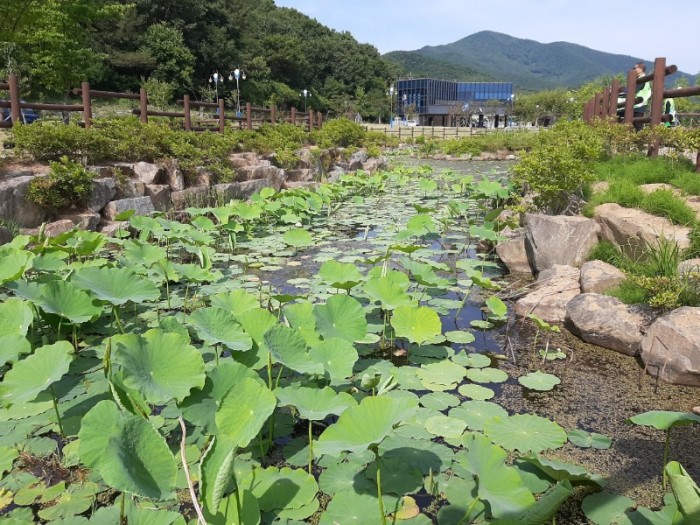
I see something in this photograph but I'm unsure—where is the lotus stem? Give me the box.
[662,429,671,490]
[308,421,314,474]
[214,343,219,367]
[49,385,64,438]
[120,493,125,523]
[374,449,387,525]
[542,338,550,364]
[178,417,206,525]
[112,306,125,334]
[456,496,479,525]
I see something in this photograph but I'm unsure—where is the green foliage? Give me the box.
[642,190,696,226]
[140,78,176,110]
[312,118,365,148]
[27,157,95,213]
[11,123,110,162]
[587,241,625,267]
[138,22,194,90]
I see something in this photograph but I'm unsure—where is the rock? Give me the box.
[514,264,581,323]
[284,181,321,190]
[594,203,691,260]
[0,176,48,227]
[640,307,700,386]
[348,150,369,171]
[170,187,211,210]
[0,162,50,178]
[236,165,283,182]
[102,197,155,221]
[115,179,145,199]
[565,293,652,356]
[193,168,212,187]
[145,184,171,212]
[580,260,626,293]
[496,232,532,274]
[678,258,700,277]
[286,169,314,182]
[87,178,117,213]
[639,183,681,195]
[361,157,387,173]
[326,167,346,183]
[115,162,166,185]
[524,213,600,274]
[99,221,128,238]
[164,161,185,191]
[0,226,13,245]
[63,211,101,231]
[591,181,609,194]
[24,219,76,238]
[228,152,260,169]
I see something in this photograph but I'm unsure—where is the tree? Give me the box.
[139,23,195,90]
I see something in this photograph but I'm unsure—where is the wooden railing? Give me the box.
[0,74,322,132]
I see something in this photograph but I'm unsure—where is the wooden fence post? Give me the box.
[623,68,637,125]
[271,105,276,125]
[246,102,252,130]
[183,95,191,131]
[81,82,92,128]
[291,107,296,126]
[647,57,667,157]
[8,74,21,124]
[317,112,322,129]
[308,110,314,132]
[139,88,148,123]
[609,79,621,118]
[218,99,225,133]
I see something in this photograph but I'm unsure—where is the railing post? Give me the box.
[648,57,667,157]
[291,107,296,126]
[218,99,225,133]
[609,79,621,118]
[623,68,637,125]
[183,95,191,131]
[8,74,21,125]
[271,105,276,125]
[246,102,252,130]
[81,81,92,128]
[601,87,611,120]
[139,88,148,123]
[308,110,314,132]
[317,111,322,129]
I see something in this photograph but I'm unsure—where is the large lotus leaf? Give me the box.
[71,266,160,305]
[517,455,606,487]
[210,289,260,317]
[34,280,103,324]
[188,307,253,351]
[319,260,364,289]
[318,461,375,495]
[0,298,33,335]
[122,240,168,268]
[448,401,508,432]
[284,301,316,331]
[366,267,412,290]
[363,276,415,310]
[314,295,367,342]
[417,360,466,387]
[0,248,33,284]
[315,395,418,457]
[484,415,567,454]
[465,367,509,384]
[207,489,260,525]
[180,363,260,433]
[319,490,392,525]
[283,228,313,248]
[241,465,318,512]
[425,415,467,439]
[233,308,277,368]
[0,341,74,407]
[504,480,573,525]
[380,434,454,475]
[518,371,561,391]
[275,385,357,421]
[365,456,424,495]
[666,461,700,522]
[172,262,223,283]
[308,337,359,380]
[582,492,636,525]
[199,434,237,514]
[457,433,536,519]
[0,334,32,366]
[78,400,177,500]
[36,481,99,521]
[391,305,442,345]
[264,324,323,375]
[215,377,276,448]
[627,410,700,430]
[111,329,205,405]
[458,384,495,401]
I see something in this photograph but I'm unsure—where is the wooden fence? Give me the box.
[363,123,530,141]
[0,74,322,132]
[584,57,700,170]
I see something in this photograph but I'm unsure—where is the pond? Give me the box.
[0,157,698,524]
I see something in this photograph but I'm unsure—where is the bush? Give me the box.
[312,118,365,148]
[12,122,111,162]
[27,157,95,214]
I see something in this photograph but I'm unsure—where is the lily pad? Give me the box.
[444,330,476,344]
[582,491,636,525]
[425,415,467,439]
[457,384,495,401]
[391,305,442,345]
[449,401,508,432]
[484,414,567,454]
[518,371,561,391]
[420,392,461,411]
[283,228,313,248]
[417,360,466,388]
[464,367,508,384]
[314,294,367,342]
[275,385,357,420]
[567,429,612,449]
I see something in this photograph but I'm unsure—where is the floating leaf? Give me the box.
[458,384,495,401]
[420,392,461,411]
[188,307,253,351]
[567,429,612,449]
[264,325,323,375]
[582,491,636,525]
[452,352,491,368]
[37,482,99,521]
[445,330,476,344]
[449,401,508,431]
[465,367,508,384]
[319,491,388,525]
[518,371,561,391]
[484,414,567,454]
[79,400,177,500]
[391,305,442,345]
[71,266,160,305]
[314,294,367,342]
[425,415,467,439]
[417,360,466,388]
[215,377,276,448]
[283,228,313,248]
[308,337,359,380]
[275,385,357,420]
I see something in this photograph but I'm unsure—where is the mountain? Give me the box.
[383,31,691,91]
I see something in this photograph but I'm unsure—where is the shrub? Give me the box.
[27,157,95,214]
[312,118,365,148]
[11,122,110,162]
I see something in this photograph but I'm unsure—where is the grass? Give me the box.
[592,155,693,186]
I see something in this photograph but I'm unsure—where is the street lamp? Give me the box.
[300,89,311,112]
[209,71,223,104]
[389,84,394,126]
[402,93,407,121]
[228,67,246,116]
[509,94,515,126]
[535,104,540,126]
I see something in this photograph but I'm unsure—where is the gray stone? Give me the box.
[594,203,691,260]
[170,187,211,210]
[284,181,321,191]
[88,166,116,178]
[326,167,346,183]
[348,150,369,171]
[236,165,283,181]
[361,157,387,174]
[496,232,532,274]
[87,178,117,213]
[24,219,76,238]
[132,162,166,185]
[639,183,681,195]
[286,169,314,182]
[0,226,13,245]
[515,264,581,323]
[229,152,260,169]
[146,184,171,212]
[678,258,700,277]
[165,161,185,191]
[0,176,48,227]
[63,211,101,231]
[580,260,626,293]
[640,307,700,386]
[565,293,651,356]
[102,197,155,221]
[524,213,600,274]
[193,168,212,187]
[115,179,145,199]
[99,221,128,238]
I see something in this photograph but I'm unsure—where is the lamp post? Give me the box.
[228,67,246,116]
[209,71,223,104]
[535,104,540,127]
[402,93,407,121]
[509,94,515,127]
[389,84,394,127]
[300,89,311,112]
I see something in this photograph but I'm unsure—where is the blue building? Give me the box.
[395,78,514,127]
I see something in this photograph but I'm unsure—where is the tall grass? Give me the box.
[593,155,692,185]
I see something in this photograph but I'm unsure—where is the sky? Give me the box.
[273,0,700,75]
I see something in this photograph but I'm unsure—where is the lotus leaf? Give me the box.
[235,308,278,367]
[275,385,356,420]
[0,446,18,477]
[420,392,461,411]
[394,495,422,520]
[37,482,99,521]
[314,294,367,342]
[71,266,160,305]
[452,352,491,368]
[79,400,177,500]
[444,330,476,344]
[567,429,612,449]
[315,395,418,457]
[276,497,320,520]
[517,455,606,487]
[0,334,31,367]
[391,305,442,345]
[0,298,33,335]
[465,367,508,384]
[485,295,508,320]
[34,280,103,324]
[458,384,495,401]
[0,248,33,285]
[448,401,508,431]
[206,489,260,525]
[188,307,253,351]
[319,491,392,525]
[665,461,700,522]
[506,480,574,525]
[365,456,424,495]
[199,434,238,513]
[363,276,415,310]
[417,360,466,388]
[0,341,74,407]
[582,491,636,525]
[283,228,313,248]
[215,377,276,448]
[425,415,467,439]
[627,410,700,430]
[484,415,567,454]
[518,371,561,391]
[319,461,374,495]
[308,337,359,380]
[264,325,324,375]
[122,239,167,268]
[210,289,260,316]
[319,260,364,290]
[110,329,205,404]
[241,465,318,512]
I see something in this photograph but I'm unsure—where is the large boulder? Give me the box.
[594,203,691,260]
[0,176,48,227]
[580,260,626,293]
[0,226,13,245]
[639,307,700,386]
[87,178,117,213]
[102,197,155,221]
[170,187,211,210]
[514,264,581,323]
[495,231,532,274]
[524,213,600,274]
[565,293,652,356]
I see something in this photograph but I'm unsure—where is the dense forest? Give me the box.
[1,0,400,117]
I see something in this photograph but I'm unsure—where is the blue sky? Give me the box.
[273,0,700,76]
